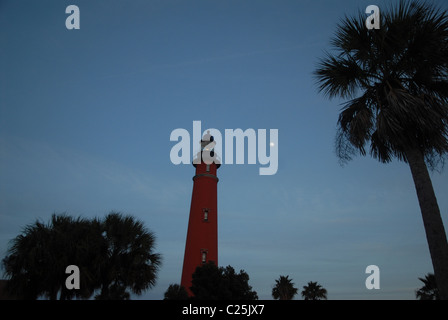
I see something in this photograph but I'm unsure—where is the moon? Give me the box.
[270,142,275,147]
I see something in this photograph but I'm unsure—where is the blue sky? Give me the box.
[1,0,448,299]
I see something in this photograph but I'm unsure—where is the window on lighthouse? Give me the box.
[206,164,210,172]
[203,209,209,221]
[202,251,207,264]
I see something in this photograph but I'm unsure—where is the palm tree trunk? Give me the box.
[406,148,448,300]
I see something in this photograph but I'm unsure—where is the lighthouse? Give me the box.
[180,131,220,296]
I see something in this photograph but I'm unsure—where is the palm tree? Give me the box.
[2,214,102,299]
[47,214,104,300]
[2,220,52,299]
[3,212,161,300]
[301,281,327,300]
[95,212,162,299]
[314,0,448,299]
[272,275,298,300]
[416,273,440,300]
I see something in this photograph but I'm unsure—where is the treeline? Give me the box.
[2,212,161,300]
[164,267,328,300]
[1,213,440,300]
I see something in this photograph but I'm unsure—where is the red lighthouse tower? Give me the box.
[180,131,220,296]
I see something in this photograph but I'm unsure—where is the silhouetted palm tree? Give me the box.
[314,0,448,299]
[95,212,162,300]
[2,214,102,299]
[2,220,52,299]
[3,212,161,300]
[416,273,440,300]
[301,281,327,300]
[272,275,298,300]
[48,214,104,300]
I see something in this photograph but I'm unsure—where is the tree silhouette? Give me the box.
[2,212,161,300]
[416,273,440,300]
[164,284,189,300]
[95,212,162,299]
[301,281,327,300]
[50,215,105,300]
[314,0,448,299]
[190,262,258,300]
[2,219,52,299]
[272,275,298,300]
[2,214,102,299]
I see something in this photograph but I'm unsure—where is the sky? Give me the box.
[1,0,448,300]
